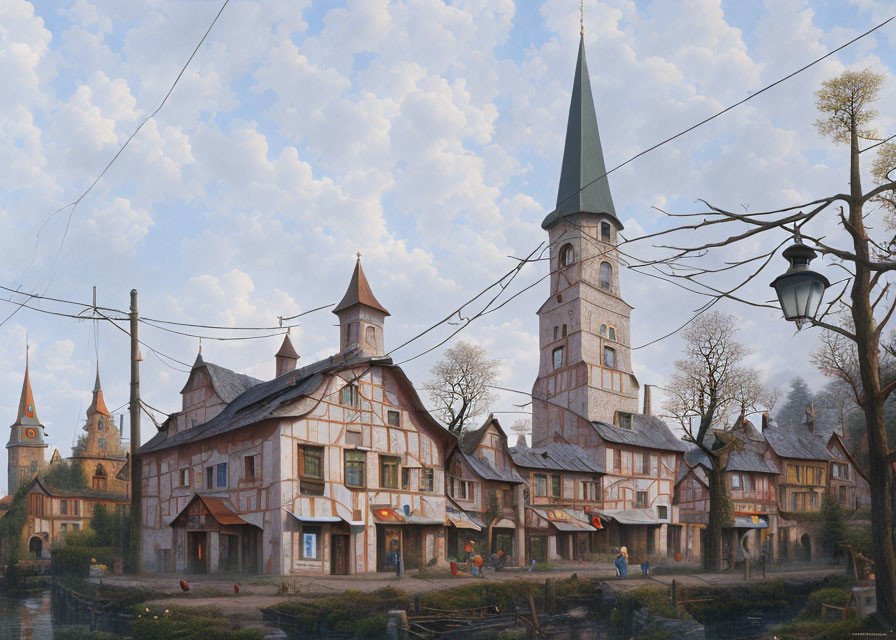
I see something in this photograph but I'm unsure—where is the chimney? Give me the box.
[643,385,652,415]
[275,333,300,378]
[761,411,769,432]
[805,403,816,435]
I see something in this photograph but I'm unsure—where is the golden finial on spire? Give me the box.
[580,0,584,35]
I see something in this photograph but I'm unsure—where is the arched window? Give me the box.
[92,464,107,491]
[365,325,377,347]
[559,244,574,268]
[600,222,612,242]
[609,326,616,341]
[599,262,613,290]
[599,324,607,336]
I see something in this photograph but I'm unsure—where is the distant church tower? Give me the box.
[72,369,129,493]
[531,35,640,446]
[332,255,389,357]
[6,346,47,494]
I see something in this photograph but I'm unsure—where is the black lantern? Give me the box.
[770,238,830,329]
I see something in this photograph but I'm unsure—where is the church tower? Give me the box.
[332,256,389,357]
[531,35,640,446]
[6,346,47,494]
[72,369,128,493]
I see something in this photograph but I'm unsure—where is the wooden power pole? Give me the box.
[129,288,142,572]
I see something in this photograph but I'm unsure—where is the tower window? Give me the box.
[552,347,565,370]
[609,326,616,341]
[561,324,567,337]
[97,418,104,431]
[600,222,612,242]
[599,324,607,336]
[553,326,559,340]
[599,262,613,290]
[347,322,359,345]
[365,325,377,347]
[559,244,574,267]
[603,346,616,369]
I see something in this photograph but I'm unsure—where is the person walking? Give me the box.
[614,546,629,577]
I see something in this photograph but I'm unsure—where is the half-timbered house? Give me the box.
[139,258,452,576]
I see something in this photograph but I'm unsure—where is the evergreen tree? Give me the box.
[775,377,813,427]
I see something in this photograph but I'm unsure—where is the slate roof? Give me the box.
[460,414,510,455]
[509,442,604,474]
[543,34,622,231]
[275,334,300,359]
[203,359,263,404]
[591,414,688,453]
[763,423,832,461]
[143,348,376,453]
[458,450,525,484]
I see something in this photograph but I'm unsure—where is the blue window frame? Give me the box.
[216,463,227,488]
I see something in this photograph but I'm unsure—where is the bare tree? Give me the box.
[663,311,771,570]
[424,341,500,434]
[628,69,896,622]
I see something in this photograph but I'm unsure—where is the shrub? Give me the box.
[796,587,852,621]
[51,545,113,577]
[778,619,868,640]
[131,606,263,640]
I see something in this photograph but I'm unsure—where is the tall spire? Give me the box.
[87,367,111,417]
[543,34,620,230]
[332,255,390,316]
[16,343,39,425]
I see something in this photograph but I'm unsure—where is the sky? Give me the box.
[1,0,895,494]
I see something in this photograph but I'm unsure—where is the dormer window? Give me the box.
[616,412,633,430]
[600,222,612,242]
[559,244,574,267]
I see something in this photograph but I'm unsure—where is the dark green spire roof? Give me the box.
[542,35,621,230]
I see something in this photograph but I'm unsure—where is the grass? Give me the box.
[131,605,264,640]
[57,576,166,612]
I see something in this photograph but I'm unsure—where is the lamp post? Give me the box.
[770,238,830,329]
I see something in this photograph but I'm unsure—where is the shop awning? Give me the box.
[594,509,661,526]
[405,515,445,525]
[371,507,406,523]
[447,508,481,530]
[492,518,516,529]
[288,512,342,523]
[529,508,596,532]
[733,514,769,529]
[168,495,255,527]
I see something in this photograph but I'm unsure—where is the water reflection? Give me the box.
[0,591,53,640]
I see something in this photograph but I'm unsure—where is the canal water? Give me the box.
[0,591,54,640]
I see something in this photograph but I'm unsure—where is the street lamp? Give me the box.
[770,237,830,329]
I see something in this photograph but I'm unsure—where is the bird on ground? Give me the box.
[179,580,190,593]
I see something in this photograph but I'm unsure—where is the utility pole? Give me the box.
[129,289,142,573]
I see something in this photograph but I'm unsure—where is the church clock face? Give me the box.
[25,427,37,439]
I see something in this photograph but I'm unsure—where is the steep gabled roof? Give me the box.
[764,423,831,461]
[180,353,263,404]
[509,442,603,474]
[542,34,621,231]
[14,347,41,427]
[827,431,870,482]
[87,369,111,417]
[276,333,300,359]
[591,414,688,452]
[332,257,390,316]
[456,450,525,484]
[460,414,509,455]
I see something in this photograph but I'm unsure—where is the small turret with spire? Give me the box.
[275,332,300,377]
[332,253,389,357]
[7,344,48,494]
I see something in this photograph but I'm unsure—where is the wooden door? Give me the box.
[331,534,350,575]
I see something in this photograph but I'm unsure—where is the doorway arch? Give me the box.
[800,533,812,562]
[29,536,42,558]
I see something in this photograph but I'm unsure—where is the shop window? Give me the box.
[299,446,324,495]
[380,455,400,489]
[300,525,321,559]
[345,451,366,488]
